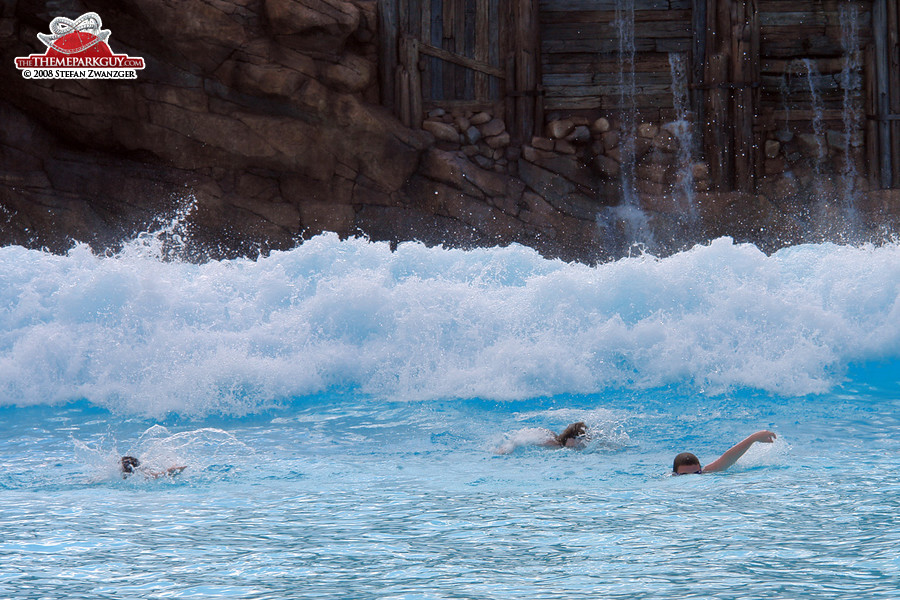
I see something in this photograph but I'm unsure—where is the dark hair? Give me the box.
[121,456,140,473]
[673,452,700,473]
[555,422,587,446]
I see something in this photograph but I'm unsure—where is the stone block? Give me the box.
[546,118,575,139]
[692,162,710,180]
[470,111,491,125]
[480,118,506,138]
[555,140,577,155]
[765,157,787,175]
[636,163,668,184]
[532,136,555,151]
[423,120,462,144]
[765,139,781,159]
[638,123,659,138]
[652,132,678,153]
[465,125,482,145]
[593,154,620,178]
[601,130,619,149]
[486,132,511,149]
[590,117,611,135]
[566,125,591,144]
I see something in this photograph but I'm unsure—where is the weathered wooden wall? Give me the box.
[757,1,874,179]
[380,0,900,192]
[540,0,693,120]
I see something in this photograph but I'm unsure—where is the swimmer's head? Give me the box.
[556,421,587,447]
[673,452,702,475]
[121,456,140,474]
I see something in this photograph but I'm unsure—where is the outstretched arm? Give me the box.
[703,430,776,473]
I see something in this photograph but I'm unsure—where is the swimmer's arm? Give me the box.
[703,430,776,473]
[142,466,187,478]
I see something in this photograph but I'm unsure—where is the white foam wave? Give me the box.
[2,235,899,416]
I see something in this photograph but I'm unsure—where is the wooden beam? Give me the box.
[692,0,708,136]
[874,0,893,187]
[418,41,506,78]
[378,0,399,111]
[407,37,423,127]
[475,0,490,100]
[888,0,900,186]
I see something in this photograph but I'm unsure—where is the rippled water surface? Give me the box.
[1,236,899,598]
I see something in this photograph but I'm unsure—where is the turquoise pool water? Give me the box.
[1,235,898,598]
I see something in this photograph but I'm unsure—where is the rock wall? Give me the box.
[2,1,899,262]
[1,0,433,256]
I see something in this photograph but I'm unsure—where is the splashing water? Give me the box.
[2,234,900,418]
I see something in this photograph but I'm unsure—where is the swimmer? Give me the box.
[120,456,186,479]
[495,421,588,454]
[672,430,777,475]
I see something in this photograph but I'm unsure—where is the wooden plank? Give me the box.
[758,11,830,27]
[540,9,691,24]
[865,43,879,185]
[399,65,411,126]
[888,0,900,186]
[543,94,673,111]
[541,54,689,74]
[464,0,475,99]
[418,42,506,78]
[407,37,423,126]
[431,0,443,100]
[874,0,892,187]
[409,0,422,37]
[443,0,456,100]
[544,38,673,54]
[692,0,707,134]
[758,0,869,12]
[538,0,685,10]
[544,72,683,86]
[543,21,695,40]
[455,0,466,99]
[707,52,732,190]
[421,0,431,100]
[475,0,489,100]
[761,57,848,75]
[378,0,399,111]
[769,109,847,121]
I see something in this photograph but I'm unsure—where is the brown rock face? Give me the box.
[0,0,430,256]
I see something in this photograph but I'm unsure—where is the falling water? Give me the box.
[600,0,654,250]
[801,58,830,209]
[668,52,697,220]
[839,3,863,220]
[614,0,637,206]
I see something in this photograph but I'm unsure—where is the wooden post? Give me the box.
[399,65,411,127]
[407,37,423,127]
[888,0,900,187]
[732,0,759,192]
[378,0,398,112]
[691,0,708,146]
[421,0,432,103]
[865,44,879,187]
[475,0,489,101]
[874,0,893,188]
[443,0,456,101]
[508,0,539,144]
[704,0,733,191]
